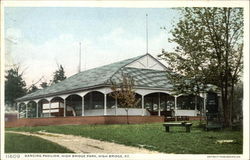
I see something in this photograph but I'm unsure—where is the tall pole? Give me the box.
[146,14,148,54]
[78,42,81,73]
[84,44,86,71]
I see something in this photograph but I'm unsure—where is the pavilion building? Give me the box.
[16,53,207,119]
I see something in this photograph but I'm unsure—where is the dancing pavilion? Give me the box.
[16,53,207,119]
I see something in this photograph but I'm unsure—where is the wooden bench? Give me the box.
[205,122,223,131]
[163,122,192,132]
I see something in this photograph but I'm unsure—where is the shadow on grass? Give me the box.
[5,133,73,153]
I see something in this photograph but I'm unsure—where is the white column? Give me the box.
[36,102,38,118]
[104,94,107,115]
[195,95,198,111]
[141,95,144,116]
[82,96,84,116]
[158,93,161,116]
[115,97,118,116]
[174,96,177,121]
[174,96,177,112]
[90,92,93,109]
[49,101,51,117]
[64,99,66,117]
[17,103,20,119]
[203,93,207,117]
[25,104,28,118]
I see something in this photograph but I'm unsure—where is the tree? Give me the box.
[159,7,243,127]
[27,84,39,93]
[52,64,66,84]
[231,81,243,122]
[109,71,140,124]
[40,81,48,88]
[5,66,27,109]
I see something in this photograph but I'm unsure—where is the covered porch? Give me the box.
[17,87,207,119]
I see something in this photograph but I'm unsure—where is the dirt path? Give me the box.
[6,131,163,154]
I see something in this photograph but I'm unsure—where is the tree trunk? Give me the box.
[221,86,230,127]
[230,82,235,125]
[195,94,202,123]
[224,8,231,128]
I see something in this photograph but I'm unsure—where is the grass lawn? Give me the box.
[6,121,242,154]
[5,133,73,153]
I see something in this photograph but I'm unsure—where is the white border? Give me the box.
[1,1,249,160]
[1,2,6,160]
[242,2,250,159]
[0,0,249,7]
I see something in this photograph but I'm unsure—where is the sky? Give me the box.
[4,7,181,87]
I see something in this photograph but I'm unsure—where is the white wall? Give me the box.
[84,108,150,116]
[42,102,60,113]
[175,110,198,117]
[84,109,105,116]
[115,108,150,116]
[126,54,166,71]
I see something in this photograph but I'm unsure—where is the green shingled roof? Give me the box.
[17,54,172,102]
[111,67,173,89]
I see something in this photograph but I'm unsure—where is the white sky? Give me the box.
[5,7,180,87]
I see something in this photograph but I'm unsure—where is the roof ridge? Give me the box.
[66,53,147,80]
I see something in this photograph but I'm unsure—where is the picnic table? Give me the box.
[163,122,193,132]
